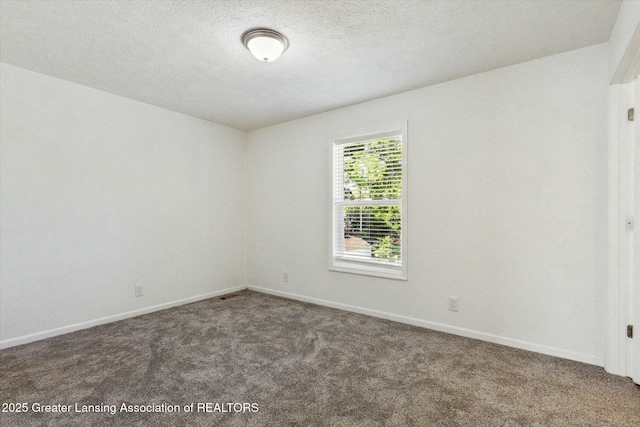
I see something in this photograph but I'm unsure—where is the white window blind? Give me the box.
[331,125,407,279]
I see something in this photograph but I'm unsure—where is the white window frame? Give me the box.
[329,122,408,280]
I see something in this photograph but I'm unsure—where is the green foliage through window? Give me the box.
[341,137,402,263]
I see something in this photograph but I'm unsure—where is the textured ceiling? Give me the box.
[0,0,622,131]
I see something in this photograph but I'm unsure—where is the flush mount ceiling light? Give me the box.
[242,28,289,63]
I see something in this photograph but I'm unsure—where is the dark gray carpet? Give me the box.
[1,290,638,426]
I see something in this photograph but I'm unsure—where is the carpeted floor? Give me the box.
[1,290,638,426]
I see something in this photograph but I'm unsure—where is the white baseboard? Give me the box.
[248,285,605,367]
[0,285,247,349]
[2,284,606,368]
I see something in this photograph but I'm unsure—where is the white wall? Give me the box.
[0,63,247,347]
[246,44,609,365]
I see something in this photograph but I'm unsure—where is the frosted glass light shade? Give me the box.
[242,29,289,63]
[247,36,284,62]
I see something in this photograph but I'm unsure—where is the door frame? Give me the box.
[607,82,634,377]
[607,21,640,378]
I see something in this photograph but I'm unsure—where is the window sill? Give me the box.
[330,258,407,280]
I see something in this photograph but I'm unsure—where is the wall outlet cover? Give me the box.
[448,296,458,312]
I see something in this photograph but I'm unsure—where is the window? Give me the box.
[330,123,407,280]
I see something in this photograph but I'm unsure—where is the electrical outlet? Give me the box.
[448,296,458,312]
[135,284,144,297]
[283,272,289,282]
